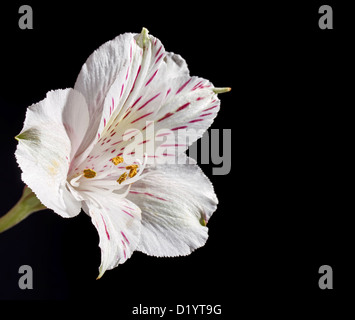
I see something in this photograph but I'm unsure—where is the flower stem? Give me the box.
[0,186,46,233]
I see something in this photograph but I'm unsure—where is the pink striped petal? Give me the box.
[127,161,217,257]
[84,193,141,279]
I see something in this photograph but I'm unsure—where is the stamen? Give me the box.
[128,168,138,178]
[83,169,97,179]
[114,184,132,198]
[126,164,139,178]
[117,172,128,184]
[125,165,138,170]
[111,156,124,165]
[69,173,83,187]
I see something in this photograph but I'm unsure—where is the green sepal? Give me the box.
[0,186,46,233]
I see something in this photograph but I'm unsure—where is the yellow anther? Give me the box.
[126,165,139,178]
[111,156,124,165]
[125,165,138,170]
[83,168,97,179]
[128,168,138,178]
[117,172,128,184]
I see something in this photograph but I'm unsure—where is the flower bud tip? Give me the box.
[213,87,232,94]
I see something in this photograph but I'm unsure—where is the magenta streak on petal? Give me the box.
[156,132,172,137]
[131,96,143,109]
[200,112,213,117]
[145,69,158,87]
[123,204,136,211]
[122,209,134,218]
[191,81,203,91]
[130,65,141,93]
[176,102,190,112]
[120,83,124,98]
[155,52,164,64]
[123,110,131,120]
[101,214,110,240]
[166,88,171,96]
[130,44,132,62]
[129,191,167,201]
[196,97,205,101]
[171,126,188,131]
[188,119,204,123]
[126,66,130,80]
[111,140,122,146]
[160,144,186,147]
[123,129,138,137]
[155,45,162,57]
[157,112,174,122]
[131,112,154,124]
[98,133,101,139]
[104,118,106,127]
[137,93,161,111]
[142,121,153,131]
[121,231,130,244]
[202,105,218,112]
[121,240,127,259]
[138,139,149,145]
[111,149,116,153]
[176,79,192,95]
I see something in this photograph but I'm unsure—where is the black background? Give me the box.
[0,0,353,317]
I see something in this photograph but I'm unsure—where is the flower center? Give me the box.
[68,154,147,196]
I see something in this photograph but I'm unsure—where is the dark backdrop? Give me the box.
[0,0,352,317]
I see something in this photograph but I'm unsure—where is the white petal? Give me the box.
[15,89,89,218]
[73,32,134,162]
[76,28,221,167]
[82,192,141,278]
[126,163,218,257]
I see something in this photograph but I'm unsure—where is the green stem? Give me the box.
[0,186,46,233]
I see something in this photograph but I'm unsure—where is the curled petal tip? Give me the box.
[212,87,232,94]
[96,269,105,280]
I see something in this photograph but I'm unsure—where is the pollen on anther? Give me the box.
[117,172,128,184]
[111,156,124,165]
[83,168,97,179]
[126,164,139,178]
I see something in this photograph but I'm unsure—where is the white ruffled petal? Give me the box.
[74,28,221,168]
[15,89,89,217]
[82,192,141,278]
[126,162,218,257]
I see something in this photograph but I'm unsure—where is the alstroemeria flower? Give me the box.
[15,28,229,278]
